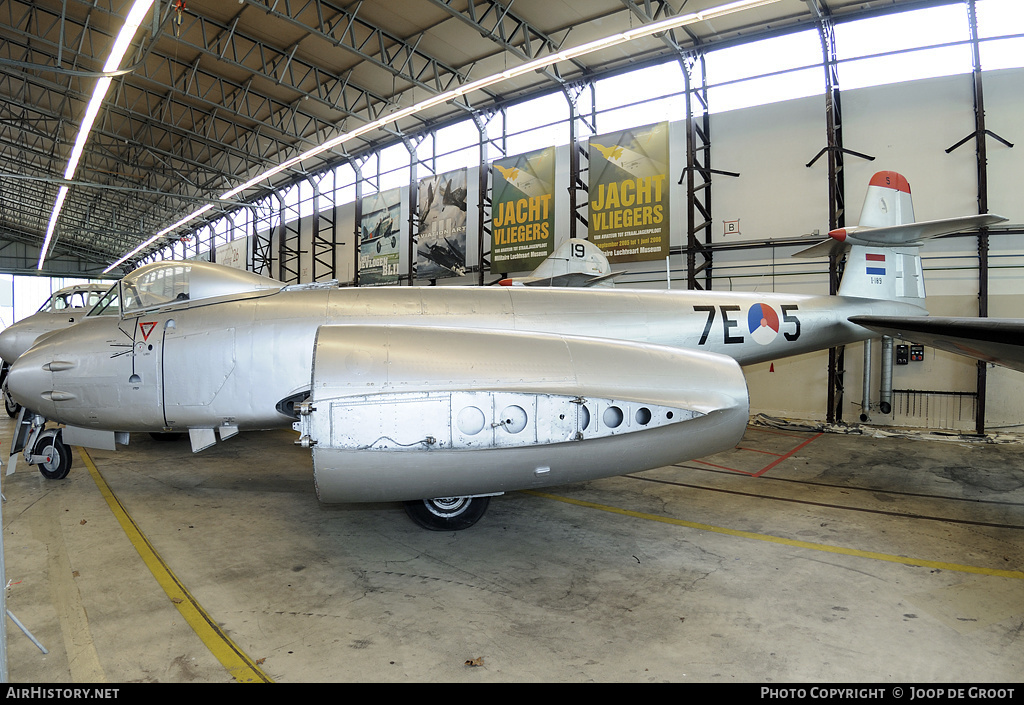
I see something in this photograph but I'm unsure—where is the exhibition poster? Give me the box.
[491,146,555,273]
[417,168,468,280]
[588,121,670,263]
[358,187,402,286]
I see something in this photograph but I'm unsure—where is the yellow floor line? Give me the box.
[526,490,1024,580]
[78,448,273,683]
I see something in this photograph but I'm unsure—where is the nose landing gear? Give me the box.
[32,429,72,480]
[10,410,73,480]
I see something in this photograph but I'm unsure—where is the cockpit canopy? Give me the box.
[36,284,108,313]
[89,261,283,317]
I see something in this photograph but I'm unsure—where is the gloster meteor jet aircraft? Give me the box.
[0,283,109,417]
[5,172,1005,529]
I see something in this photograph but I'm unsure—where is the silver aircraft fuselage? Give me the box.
[10,283,921,433]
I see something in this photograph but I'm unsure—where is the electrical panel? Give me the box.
[896,344,909,365]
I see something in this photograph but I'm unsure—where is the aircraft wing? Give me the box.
[849,315,1024,372]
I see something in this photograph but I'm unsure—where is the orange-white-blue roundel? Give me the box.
[748,303,780,345]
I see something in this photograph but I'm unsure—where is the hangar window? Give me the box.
[378,143,411,192]
[594,62,686,131]
[505,92,569,154]
[432,119,480,173]
[705,30,822,113]
[977,0,1024,69]
[834,4,973,90]
[332,163,357,204]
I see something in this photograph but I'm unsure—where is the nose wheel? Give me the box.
[33,429,72,480]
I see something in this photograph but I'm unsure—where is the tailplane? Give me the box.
[499,238,621,287]
[795,171,1006,307]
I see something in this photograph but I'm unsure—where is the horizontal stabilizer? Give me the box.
[849,315,1024,372]
[792,238,844,259]
[795,214,1007,259]
[830,214,1007,247]
[520,271,624,287]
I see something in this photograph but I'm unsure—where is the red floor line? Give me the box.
[693,459,759,477]
[750,432,824,478]
[746,426,814,440]
[736,446,784,457]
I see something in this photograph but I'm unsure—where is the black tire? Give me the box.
[4,384,19,418]
[34,430,72,480]
[403,496,490,531]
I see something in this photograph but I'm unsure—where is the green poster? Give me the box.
[588,122,670,263]
[491,146,555,273]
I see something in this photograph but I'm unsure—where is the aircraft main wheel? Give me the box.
[403,496,490,531]
[3,381,19,418]
[34,430,72,480]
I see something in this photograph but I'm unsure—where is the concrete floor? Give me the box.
[1,416,1022,683]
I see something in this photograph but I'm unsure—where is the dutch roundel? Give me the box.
[747,303,780,345]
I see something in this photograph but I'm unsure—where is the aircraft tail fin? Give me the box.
[794,171,1006,308]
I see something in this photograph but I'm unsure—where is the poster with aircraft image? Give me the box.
[490,146,555,273]
[358,187,402,286]
[417,168,468,280]
[588,121,670,263]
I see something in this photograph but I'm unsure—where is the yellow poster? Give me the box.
[491,147,555,272]
[588,122,670,263]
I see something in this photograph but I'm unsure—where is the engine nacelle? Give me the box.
[296,324,749,503]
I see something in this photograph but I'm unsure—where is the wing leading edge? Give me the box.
[849,315,1024,372]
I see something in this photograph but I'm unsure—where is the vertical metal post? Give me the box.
[680,51,714,291]
[969,0,989,434]
[277,186,302,284]
[405,136,426,286]
[563,82,596,242]
[311,174,338,283]
[820,17,847,425]
[352,161,363,287]
[249,194,278,278]
[474,109,502,286]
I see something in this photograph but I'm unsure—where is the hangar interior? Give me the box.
[0,0,1022,684]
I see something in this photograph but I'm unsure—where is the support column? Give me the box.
[563,82,596,241]
[311,173,338,283]
[474,109,504,285]
[679,51,720,291]
[945,0,1013,434]
[277,186,302,284]
[821,18,846,425]
[404,135,428,286]
[249,194,277,278]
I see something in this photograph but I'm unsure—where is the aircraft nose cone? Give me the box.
[7,344,54,414]
[0,325,28,365]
